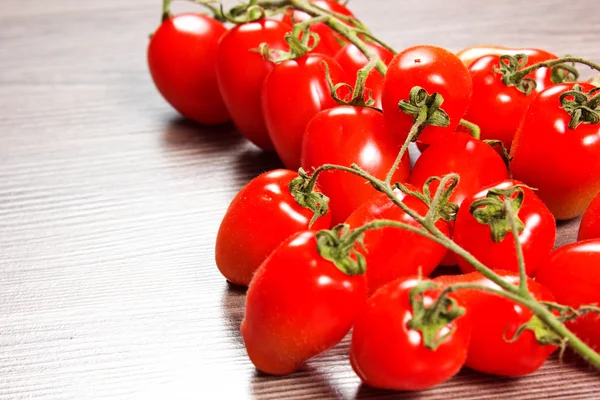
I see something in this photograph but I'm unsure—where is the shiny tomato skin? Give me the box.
[148,13,229,125]
[334,42,395,109]
[536,240,600,352]
[242,231,367,375]
[510,83,600,220]
[350,278,470,391]
[301,106,411,224]
[454,180,556,277]
[435,271,556,376]
[457,46,554,68]
[345,186,450,295]
[463,49,557,149]
[262,54,347,170]
[215,169,331,286]
[382,45,472,146]
[579,192,600,240]
[216,19,291,150]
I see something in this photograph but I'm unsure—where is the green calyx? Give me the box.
[470,186,526,243]
[505,315,562,347]
[289,168,330,228]
[224,1,267,23]
[398,86,450,141]
[559,84,600,130]
[315,225,367,276]
[323,59,378,109]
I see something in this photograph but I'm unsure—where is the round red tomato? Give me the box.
[510,83,600,220]
[463,49,557,149]
[456,45,510,66]
[350,278,470,391]
[262,54,347,170]
[579,192,600,240]
[215,169,331,286]
[382,45,472,146]
[242,230,367,375]
[536,240,600,352]
[345,186,450,295]
[435,271,557,376]
[454,180,556,277]
[148,13,229,125]
[216,19,290,150]
[334,42,395,109]
[301,106,410,224]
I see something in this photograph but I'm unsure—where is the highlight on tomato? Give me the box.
[578,191,600,241]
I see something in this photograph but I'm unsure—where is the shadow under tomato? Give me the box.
[162,116,243,152]
[221,281,247,348]
[233,146,284,186]
[251,366,343,399]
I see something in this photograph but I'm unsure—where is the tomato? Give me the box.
[301,106,410,224]
[148,13,229,125]
[283,0,355,57]
[454,180,556,277]
[216,19,290,150]
[345,186,450,294]
[579,192,600,240]
[334,42,395,109]
[242,230,367,375]
[350,278,470,391]
[463,49,558,149]
[435,271,557,376]
[382,45,472,146]
[262,54,347,170]
[215,169,331,286]
[536,240,600,352]
[510,83,600,220]
[456,45,510,66]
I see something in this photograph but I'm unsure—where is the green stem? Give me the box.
[514,57,600,81]
[459,119,481,139]
[162,0,172,21]
[504,199,531,297]
[351,57,377,104]
[384,114,426,186]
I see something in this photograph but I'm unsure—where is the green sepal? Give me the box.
[470,186,526,243]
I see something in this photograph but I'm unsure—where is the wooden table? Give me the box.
[1,0,598,398]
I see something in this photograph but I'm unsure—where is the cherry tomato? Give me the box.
[262,54,347,170]
[345,186,450,294]
[301,106,410,224]
[382,45,472,146]
[435,271,556,376]
[283,0,355,57]
[215,169,331,286]
[463,49,558,149]
[579,192,600,241]
[242,230,367,375]
[454,180,556,277]
[334,42,395,109]
[510,83,600,220]
[350,278,470,391]
[536,240,600,352]
[216,19,290,150]
[456,46,553,67]
[148,13,229,125]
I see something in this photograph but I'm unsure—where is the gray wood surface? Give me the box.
[1,0,598,398]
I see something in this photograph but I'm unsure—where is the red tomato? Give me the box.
[216,19,290,150]
[148,13,229,125]
[382,45,472,146]
[456,45,510,66]
[262,54,347,170]
[536,240,600,352]
[334,42,395,109]
[463,49,558,149]
[242,230,367,375]
[510,83,600,220]
[579,192,600,240]
[350,278,470,391]
[345,186,450,294]
[215,169,331,286]
[301,106,410,224]
[282,0,355,57]
[454,180,556,277]
[435,271,556,376]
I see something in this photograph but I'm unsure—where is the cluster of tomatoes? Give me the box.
[147,0,600,392]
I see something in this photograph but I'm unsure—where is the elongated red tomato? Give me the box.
[148,13,229,125]
[511,83,600,220]
[579,192,600,240]
[536,240,600,352]
[435,271,557,376]
[382,45,472,146]
[215,169,331,286]
[345,186,450,294]
[301,106,410,224]
[262,54,347,170]
[351,278,470,391]
[242,230,367,375]
[216,19,290,150]
[454,180,556,277]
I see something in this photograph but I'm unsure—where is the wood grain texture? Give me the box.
[0,0,598,398]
